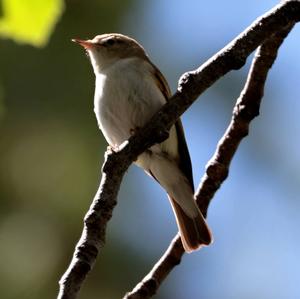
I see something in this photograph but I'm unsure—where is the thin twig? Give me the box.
[124,23,295,299]
[58,1,300,298]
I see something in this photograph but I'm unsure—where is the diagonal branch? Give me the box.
[57,1,300,299]
[123,23,295,299]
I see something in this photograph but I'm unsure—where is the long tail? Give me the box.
[168,196,212,252]
[136,152,212,252]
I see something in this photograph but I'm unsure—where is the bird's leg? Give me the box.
[106,144,119,154]
[130,126,141,136]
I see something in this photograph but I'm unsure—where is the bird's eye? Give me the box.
[104,38,116,46]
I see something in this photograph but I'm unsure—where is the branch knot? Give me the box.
[206,160,229,182]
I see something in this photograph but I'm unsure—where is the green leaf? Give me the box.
[0,0,64,47]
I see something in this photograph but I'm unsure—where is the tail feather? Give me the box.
[169,196,212,252]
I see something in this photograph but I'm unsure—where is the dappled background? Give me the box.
[0,0,299,298]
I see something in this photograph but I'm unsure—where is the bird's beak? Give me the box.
[72,38,94,49]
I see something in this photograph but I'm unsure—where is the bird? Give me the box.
[72,33,212,252]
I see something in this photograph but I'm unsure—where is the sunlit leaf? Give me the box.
[0,0,64,47]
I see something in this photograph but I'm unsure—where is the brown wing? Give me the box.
[151,63,195,192]
[174,119,194,192]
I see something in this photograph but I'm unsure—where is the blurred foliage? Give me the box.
[0,0,140,298]
[0,0,64,47]
[0,83,4,120]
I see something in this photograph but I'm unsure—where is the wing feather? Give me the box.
[150,63,194,191]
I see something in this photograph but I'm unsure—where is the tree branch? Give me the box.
[58,1,300,299]
[124,23,295,299]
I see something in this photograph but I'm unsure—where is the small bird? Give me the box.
[72,33,212,252]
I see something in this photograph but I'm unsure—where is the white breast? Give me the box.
[94,57,166,147]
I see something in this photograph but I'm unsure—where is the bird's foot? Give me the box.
[106,144,118,154]
[130,126,141,136]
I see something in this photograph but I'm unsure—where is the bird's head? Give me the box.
[72,33,148,74]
